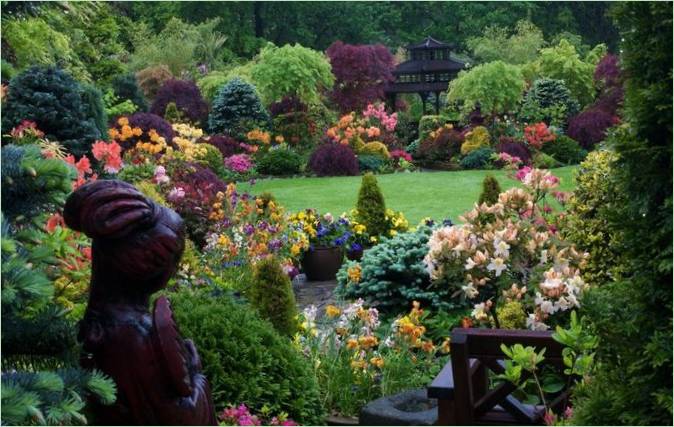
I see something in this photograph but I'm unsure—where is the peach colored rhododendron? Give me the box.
[423,167,588,330]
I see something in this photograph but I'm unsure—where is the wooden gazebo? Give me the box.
[385,36,467,114]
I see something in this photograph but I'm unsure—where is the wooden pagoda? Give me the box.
[385,36,467,114]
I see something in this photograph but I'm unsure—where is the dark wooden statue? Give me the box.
[64,180,217,425]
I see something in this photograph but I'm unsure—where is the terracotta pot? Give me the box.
[301,246,344,281]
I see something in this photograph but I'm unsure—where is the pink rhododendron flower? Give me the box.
[390,149,413,162]
[225,154,253,173]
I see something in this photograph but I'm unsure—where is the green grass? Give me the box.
[240,167,578,224]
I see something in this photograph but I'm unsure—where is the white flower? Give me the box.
[167,186,185,201]
[540,249,548,265]
[465,257,477,270]
[487,257,507,277]
[323,213,334,222]
[471,303,489,321]
[539,299,557,315]
[384,337,395,348]
[493,238,510,258]
[303,305,318,323]
[462,284,479,299]
[526,314,549,331]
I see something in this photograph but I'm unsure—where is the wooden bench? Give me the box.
[428,328,570,425]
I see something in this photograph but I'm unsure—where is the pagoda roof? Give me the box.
[393,57,467,75]
[407,36,454,50]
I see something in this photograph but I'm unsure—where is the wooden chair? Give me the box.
[428,328,570,425]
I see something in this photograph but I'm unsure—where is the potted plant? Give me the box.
[289,209,351,281]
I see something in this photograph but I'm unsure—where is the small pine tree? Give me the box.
[208,78,269,138]
[249,256,298,336]
[478,175,502,206]
[356,173,387,239]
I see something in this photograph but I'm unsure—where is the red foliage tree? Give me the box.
[326,41,395,113]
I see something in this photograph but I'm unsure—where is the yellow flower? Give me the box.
[351,360,367,370]
[117,117,129,126]
[440,338,451,354]
[290,244,301,256]
[346,338,359,350]
[347,264,362,283]
[358,335,378,349]
[325,305,341,318]
[353,224,366,235]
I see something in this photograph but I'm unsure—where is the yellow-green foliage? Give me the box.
[134,180,167,206]
[351,135,366,152]
[460,126,490,155]
[250,257,298,336]
[179,238,202,275]
[359,141,390,159]
[197,143,226,178]
[496,301,527,329]
[562,150,625,286]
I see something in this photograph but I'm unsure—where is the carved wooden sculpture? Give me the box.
[64,180,217,425]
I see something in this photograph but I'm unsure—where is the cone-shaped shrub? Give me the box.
[250,256,298,336]
[478,175,502,206]
[356,173,387,238]
[208,78,269,138]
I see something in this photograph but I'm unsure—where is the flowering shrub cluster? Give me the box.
[524,122,556,150]
[288,210,351,250]
[219,404,297,426]
[423,167,588,330]
[295,300,449,417]
[326,103,398,150]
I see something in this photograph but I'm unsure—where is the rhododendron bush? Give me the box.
[423,167,588,330]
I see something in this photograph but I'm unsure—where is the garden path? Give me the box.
[293,276,338,316]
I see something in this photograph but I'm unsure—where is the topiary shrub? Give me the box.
[135,65,173,100]
[163,102,186,124]
[168,287,324,424]
[80,83,108,139]
[460,126,490,155]
[150,79,209,126]
[359,141,390,159]
[478,175,502,205]
[355,173,387,238]
[308,142,359,176]
[418,125,464,162]
[256,148,302,176]
[249,257,298,336]
[357,154,385,173]
[460,147,494,170]
[518,78,580,126]
[567,108,618,150]
[1,67,103,157]
[208,78,269,138]
[541,134,587,165]
[495,137,532,165]
[112,73,148,112]
[335,226,460,313]
[204,134,243,158]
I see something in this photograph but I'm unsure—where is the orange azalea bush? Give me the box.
[325,103,398,151]
[524,122,556,150]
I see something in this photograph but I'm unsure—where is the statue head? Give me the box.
[64,180,185,302]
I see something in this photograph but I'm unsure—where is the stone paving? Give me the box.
[292,274,338,315]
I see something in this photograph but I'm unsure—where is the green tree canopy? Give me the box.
[251,43,334,105]
[447,60,526,117]
[467,20,545,65]
[535,39,605,107]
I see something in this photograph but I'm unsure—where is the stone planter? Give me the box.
[301,246,344,281]
[359,389,438,426]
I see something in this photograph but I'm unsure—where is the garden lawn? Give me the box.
[241,166,577,224]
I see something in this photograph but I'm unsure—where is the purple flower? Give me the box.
[350,242,363,252]
[269,239,283,251]
[243,224,255,235]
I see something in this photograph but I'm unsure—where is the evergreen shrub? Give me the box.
[168,287,324,424]
[478,175,502,206]
[541,135,587,165]
[250,257,298,336]
[460,147,494,170]
[357,155,385,173]
[460,126,490,155]
[355,173,387,238]
[1,67,103,157]
[111,73,148,112]
[208,78,269,138]
[256,148,302,176]
[360,141,390,159]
